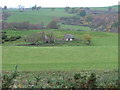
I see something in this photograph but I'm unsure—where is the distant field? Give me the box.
[90,5,118,11]
[4,5,118,25]
[5,9,75,25]
[60,24,91,31]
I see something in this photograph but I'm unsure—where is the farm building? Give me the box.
[64,34,74,41]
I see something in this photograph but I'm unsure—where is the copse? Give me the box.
[24,31,55,44]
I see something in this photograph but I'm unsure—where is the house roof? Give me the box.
[64,34,74,39]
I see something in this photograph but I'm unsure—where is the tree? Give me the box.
[86,14,93,22]
[18,5,24,12]
[24,31,55,44]
[51,8,55,11]
[78,10,86,17]
[70,8,76,13]
[47,20,60,29]
[64,6,70,13]
[32,4,37,10]
[4,6,7,10]
[108,7,112,11]
[37,6,41,10]
[83,34,92,45]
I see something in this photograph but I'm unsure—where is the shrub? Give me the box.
[2,22,45,30]
[87,73,97,88]
[83,34,92,45]
[47,20,60,29]
[2,32,7,39]
[74,73,81,80]
[78,10,86,17]
[25,31,56,44]
[2,65,18,88]
[9,36,17,41]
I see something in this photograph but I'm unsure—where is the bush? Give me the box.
[2,22,45,30]
[47,20,60,29]
[83,34,92,45]
[2,65,18,88]
[87,73,97,88]
[74,73,81,80]
[78,10,86,17]
[9,36,17,41]
[25,31,55,44]
[1,31,22,42]
[2,32,7,39]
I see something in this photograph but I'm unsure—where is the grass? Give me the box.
[2,29,118,71]
[2,45,118,71]
[5,9,75,25]
[3,29,118,46]
[2,7,118,71]
[90,5,118,11]
[60,24,91,31]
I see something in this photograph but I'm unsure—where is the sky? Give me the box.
[0,0,119,8]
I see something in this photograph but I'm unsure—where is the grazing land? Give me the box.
[5,9,75,25]
[1,6,118,88]
[2,30,118,71]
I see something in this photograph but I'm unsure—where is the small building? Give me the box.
[64,34,74,41]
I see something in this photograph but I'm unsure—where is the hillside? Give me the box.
[4,5,118,25]
[5,9,75,25]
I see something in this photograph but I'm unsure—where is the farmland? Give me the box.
[2,30,118,71]
[5,9,75,25]
[1,6,118,88]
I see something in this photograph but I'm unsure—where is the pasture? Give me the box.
[5,9,75,25]
[2,30,118,71]
[2,46,118,71]
[1,6,118,88]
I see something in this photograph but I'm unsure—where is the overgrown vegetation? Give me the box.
[2,6,118,89]
[2,65,18,88]
[24,31,55,44]
[1,31,21,43]
[2,69,118,88]
[83,34,92,45]
[2,21,45,30]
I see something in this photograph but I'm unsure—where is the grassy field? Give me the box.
[90,5,118,11]
[3,29,118,46]
[5,9,75,25]
[2,7,118,71]
[2,46,118,71]
[2,30,118,71]
[4,5,118,25]
[60,24,91,31]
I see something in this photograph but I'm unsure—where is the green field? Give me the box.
[2,46,118,71]
[5,9,75,25]
[2,30,118,71]
[2,7,118,71]
[5,5,118,25]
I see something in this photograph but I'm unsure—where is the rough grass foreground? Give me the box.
[2,69,118,88]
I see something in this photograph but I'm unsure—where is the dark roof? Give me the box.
[64,34,74,39]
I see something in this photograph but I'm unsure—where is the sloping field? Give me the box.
[5,9,75,25]
[2,46,118,71]
[2,31,118,71]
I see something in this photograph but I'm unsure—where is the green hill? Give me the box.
[5,8,75,25]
